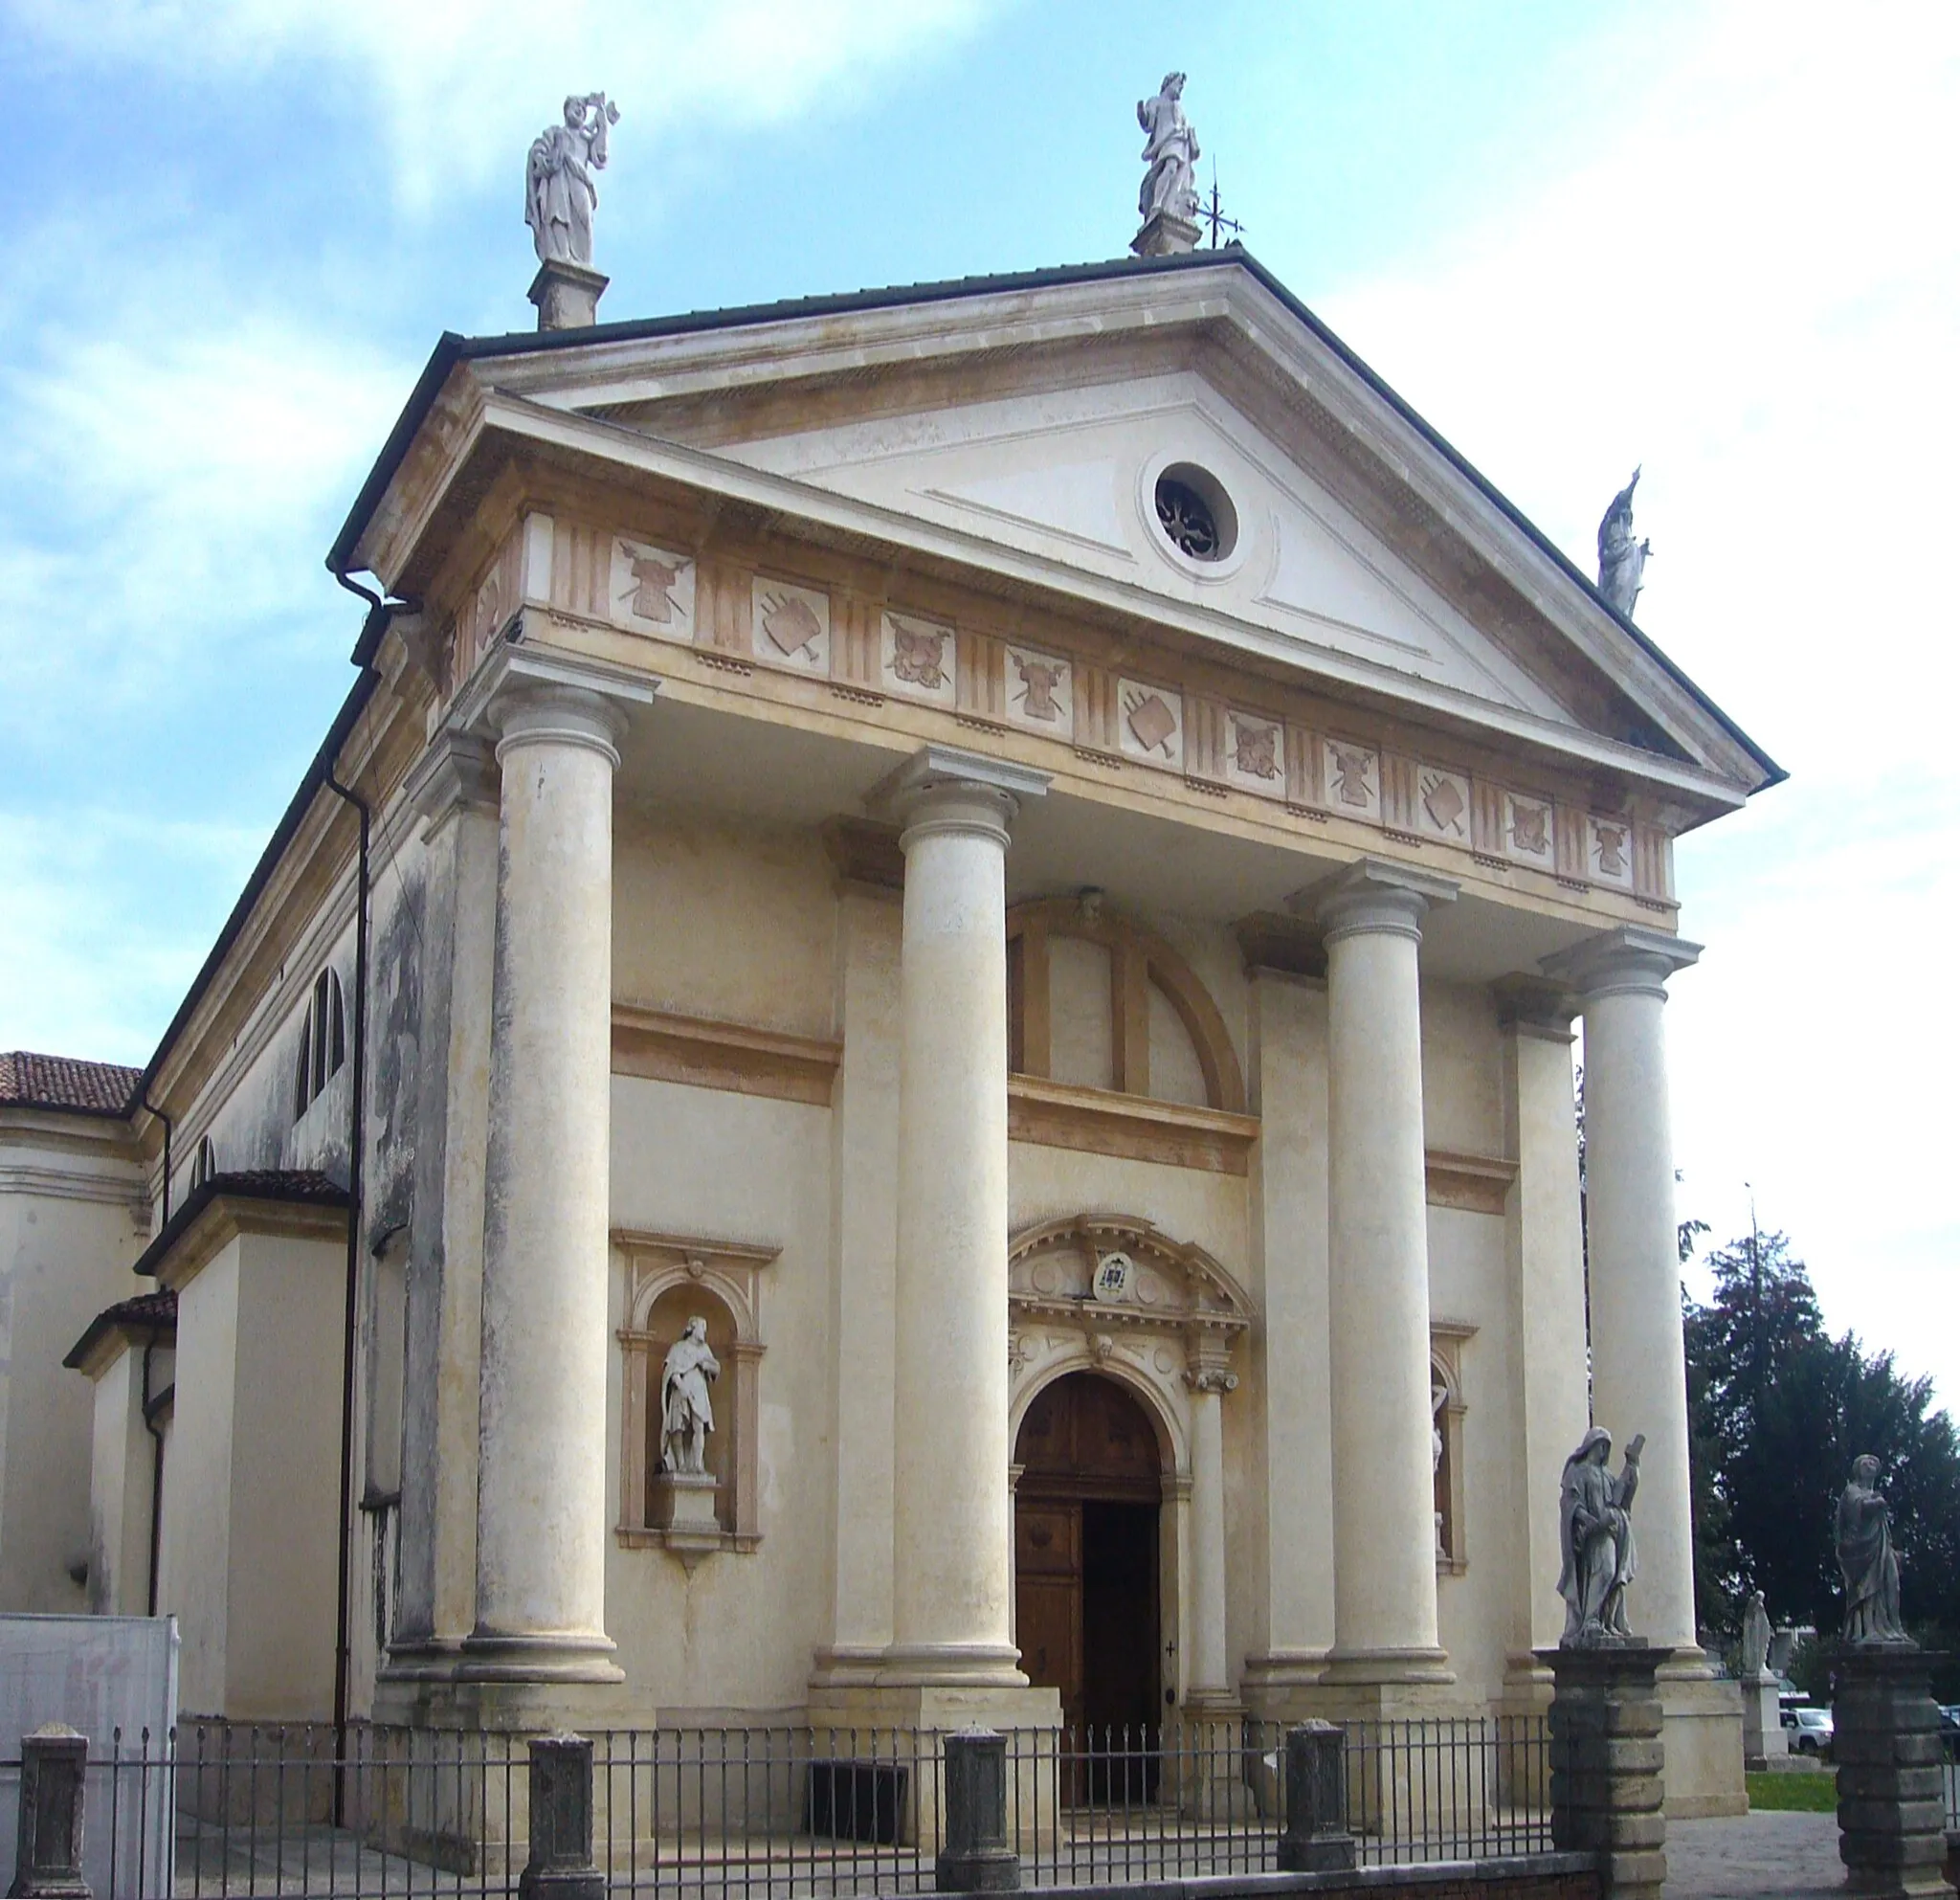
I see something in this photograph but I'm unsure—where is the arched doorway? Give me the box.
[1013,1372,1164,1751]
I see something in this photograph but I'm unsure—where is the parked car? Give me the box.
[1785,1705,1835,1756]
[1937,1705,1960,1762]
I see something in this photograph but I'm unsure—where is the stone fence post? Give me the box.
[1544,1643,1669,1900]
[1834,1645,1949,1897]
[937,1728,1019,1892]
[517,1734,603,1900]
[1278,1721,1354,1873]
[11,1724,89,1900]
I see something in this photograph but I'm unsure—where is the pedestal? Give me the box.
[1741,1671,1788,1769]
[1131,210,1201,257]
[527,259,609,331]
[1834,1645,1949,1897]
[652,1472,722,1566]
[1544,1643,1671,1900]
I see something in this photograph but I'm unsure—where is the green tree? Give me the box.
[1683,1231,1960,1645]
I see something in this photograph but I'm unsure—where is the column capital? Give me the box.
[452,640,656,759]
[872,744,1050,852]
[1542,926,1701,1003]
[1492,974,1578,1041]
[490,680,631,769]
[404,730,499,830]
[1297,856,1459,946]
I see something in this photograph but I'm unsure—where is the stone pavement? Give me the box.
[1662,1808,1846,1897]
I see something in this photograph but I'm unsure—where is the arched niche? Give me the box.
[1007,898,1246,1113]
[1431,1320,1474,1576]
[614,1228,777,1557]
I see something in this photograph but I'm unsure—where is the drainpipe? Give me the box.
[140,1341,168,1617]
[322,760,369,1806]
[138,1088,173,1230]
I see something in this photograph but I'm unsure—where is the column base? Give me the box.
[807,1680,1060,1735]
[871,1643,1029,1689]
[369,1666,633,1734]
[457,1629,626,1687]
[1656,1651,1746,1818]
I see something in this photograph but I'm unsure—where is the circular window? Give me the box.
[1153,463,1237,563]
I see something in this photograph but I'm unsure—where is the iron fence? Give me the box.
[5,1712,1552,1898]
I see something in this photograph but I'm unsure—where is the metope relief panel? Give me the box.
[1005,645,1074,736]
[1415,767,1471,844]
[1588,816,1635,889]
[752,579,831,674]
[1223,710,1284,799]
[610,538,696,641]
[1119,679,1183,770]
[1322,738,1381,821]
[1503,794,1555,870]
[880,611,957,706]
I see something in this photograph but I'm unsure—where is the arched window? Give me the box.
[189,1135,216,1192]
[1006,898,1245,1112]
[294,967,346,1121]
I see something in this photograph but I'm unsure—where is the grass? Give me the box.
[1748,1770,1838,1812]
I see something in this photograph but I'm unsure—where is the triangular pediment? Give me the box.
[352,254,1776,795]
[698,372,1578,727]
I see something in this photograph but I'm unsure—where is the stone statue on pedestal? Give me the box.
[1838,1453,1910,1644]
[1741,1589,1772,1678]
[1557,1426,1645,1644]
[660,1316,720,1477]
[1136,74,1201,231]
[1596,468,1651,619]
[526,92,619,268]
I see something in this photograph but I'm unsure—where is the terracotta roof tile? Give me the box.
[131,1168,349,1282]
[0,1050,142,1117]
[64,1287,176,1370]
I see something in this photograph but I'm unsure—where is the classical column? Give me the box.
[461,679,631,1682]
[1185,1362,1238,1704]
[1314,859,1458,1683]
[882,747,1047,1685]
[1543,927,1701,1651]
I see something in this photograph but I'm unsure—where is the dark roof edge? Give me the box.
[63,1292,176,1372]
[128,668,380,1126]
[325,244,1781,785]
[1,1094,137,1123]
[130,1171,350,1282]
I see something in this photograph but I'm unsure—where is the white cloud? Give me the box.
[1317,3,1960,1398]
[0,287,409,726]
[9,0,1003,210]
[0,809,265,1065]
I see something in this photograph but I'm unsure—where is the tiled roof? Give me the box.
[64,1287,177,1370]
[132,1168,349,1281]
[0,1050,141,1117]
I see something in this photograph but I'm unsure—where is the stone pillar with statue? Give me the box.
[1831,1454,1948,1897]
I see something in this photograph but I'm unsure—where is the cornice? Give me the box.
[148,1192,349,1293]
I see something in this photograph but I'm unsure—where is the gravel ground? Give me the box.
[1662,1807,1849,1897]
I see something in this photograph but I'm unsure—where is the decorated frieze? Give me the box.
[437,505,1680,910]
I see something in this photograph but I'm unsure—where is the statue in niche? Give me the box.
[1557,1426,1645,1644]
[1137,74,1201,226]
[526,92,619,267]
[1432,1378,1449,1557]
[1837,1454,1910,1644]
[1741,1589,1772,1678]
[659,1316,721,1477]
[1596,468,1651,619]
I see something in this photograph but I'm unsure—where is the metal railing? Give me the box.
[4,1712,1553,1898]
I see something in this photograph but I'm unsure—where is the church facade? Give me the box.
[4,246,1776,1814]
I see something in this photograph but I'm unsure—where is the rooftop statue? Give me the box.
[1138,73,1201,228]
[1838,1453,1911,1644]
[526,92,619,269]
[1557,1426,1645,1645]
[1596,467,1651,619]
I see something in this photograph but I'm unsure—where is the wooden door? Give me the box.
[1014,1499,1082,1729]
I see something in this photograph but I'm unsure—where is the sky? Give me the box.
[3,2,1956,1401]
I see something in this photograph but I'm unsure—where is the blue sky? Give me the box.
[4,2,1957,1400]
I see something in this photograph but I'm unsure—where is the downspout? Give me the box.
[138,1088,174,1229]
[141,1341,168,1617]
[323,758,370,1802]
[328,556,385,1813]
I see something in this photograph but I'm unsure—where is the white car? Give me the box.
[1785,1706,1835,1755]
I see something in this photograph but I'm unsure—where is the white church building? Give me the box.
[0,237,1778,1816]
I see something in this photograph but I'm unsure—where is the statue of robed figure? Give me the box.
[526,92,619,268]
[660,1316,721,1478]
[1137,73,1201,226]
[1558,1426,1645,1644]
[1837,1454,1910,1644]
[1596,467,1651,620]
